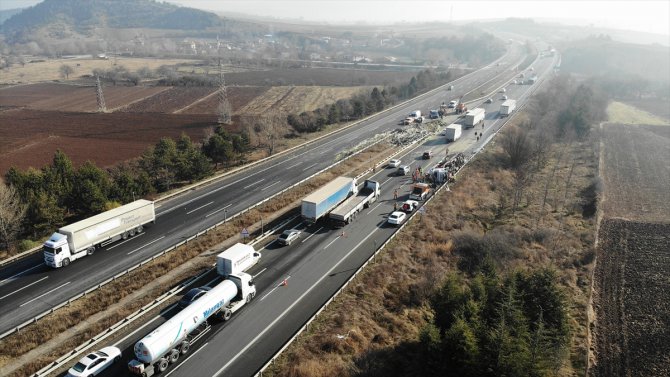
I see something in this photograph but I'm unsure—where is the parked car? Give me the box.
[66,347,121,377]
[178,286,212,308]
[499,88,506,93]
[512,80,517,84]
[397,165,410,176]
[277,229,301,246]
[422,150,433,159]
[388,159,401,168]
[401,200,419,212]
[485,98,493,104]
[448,100,458,108]
[387,211,407,226]
[448,85,454,91]
[501,95,508,100]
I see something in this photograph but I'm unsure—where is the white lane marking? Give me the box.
[253,268,267,279]
[165,343,208,377]
[285,161,302,170]
[114,306,169,346]
[127,236,166,255]
[323,236,339,250]
[260,275,291,301]
[243,179,265,189]
[186,201,214,215]
[380,177,392,186]
[301,227,323,243]
[205,204,232,218]
[106,233,145,250]
[261,181,281,191]
[0,264,43,285]
[370,202,383,212]
[302,163,318,171]
[214,224,380,376]
[0,276,49,300]
[20,281,71,307]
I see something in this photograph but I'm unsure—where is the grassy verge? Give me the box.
[605,101,669,125]
[264,121,599,376]
[0,142,393,377]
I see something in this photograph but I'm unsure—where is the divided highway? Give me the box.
[85,52,558,377]
[0,47,528,338]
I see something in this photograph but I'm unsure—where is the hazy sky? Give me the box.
[2,0,669,36]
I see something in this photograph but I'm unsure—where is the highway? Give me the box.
[81,51,558,377]
[0,46,529,337]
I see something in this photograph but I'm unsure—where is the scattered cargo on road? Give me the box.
[301,176,357,223]
[329,180,380,225]
[500,99,517,117]
[128,272,256,376]
[43,200,155,268]
[216,243,261,276]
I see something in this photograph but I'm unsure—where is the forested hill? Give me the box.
[1,0,221,36]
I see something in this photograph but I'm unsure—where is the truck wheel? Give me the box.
[137,225,144,234]
[180,341,190,354]
[130,228,136,237]
[223,309,232,321]
[168,348,179,363]
[87,246,95,255]
[62,258,70,267]
[157,358,168,372]
[122,231,129,240]
[246,293,253,303]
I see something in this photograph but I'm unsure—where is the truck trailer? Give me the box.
[445,123,462,142]
[302,177,357,223]
[128,273,256,376]
[329,180,380,225]
[43,199,155,268]
[500,99,517,117]
[463,108,485,129]
[216,243,261,276]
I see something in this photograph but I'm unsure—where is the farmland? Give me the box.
[591,112,670,376]
[223,67,418,87]
[121,86,216,113]
[237,86,371,114]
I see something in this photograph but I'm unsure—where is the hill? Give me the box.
[0,0,221,39]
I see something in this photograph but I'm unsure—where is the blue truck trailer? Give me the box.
[301,176,357,223]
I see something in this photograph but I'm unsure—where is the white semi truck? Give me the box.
[463,108,485,128]
[500,99,517,117]
[128,273,256,376]
[445,123,462,142]
[329,180,380,225]
[302,176,357,223]
[43,200,155,268]
[216,243,261,276]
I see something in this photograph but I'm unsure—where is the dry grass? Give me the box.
[606,101,669,125]
[0,57,193,84]
[236,86,370,115]
[265,124,599,376]
[0,141,394,376]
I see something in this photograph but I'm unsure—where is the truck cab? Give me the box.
[227,273,257,309]
[43,232,85,268]
[409,183,431,201]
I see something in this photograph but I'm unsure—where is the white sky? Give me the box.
[2,0,669,37]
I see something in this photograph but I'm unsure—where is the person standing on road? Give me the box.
[394,202,398,211]
[394,189,398,200]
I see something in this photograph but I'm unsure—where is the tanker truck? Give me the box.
[128,273,256,376]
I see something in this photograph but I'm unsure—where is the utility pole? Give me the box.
[216,36,232,125]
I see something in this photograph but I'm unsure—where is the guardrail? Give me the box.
[0,51,513,270]
[254,55,553,376]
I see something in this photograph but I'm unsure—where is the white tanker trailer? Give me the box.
[128,273,256,376]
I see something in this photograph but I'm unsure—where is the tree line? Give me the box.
[0,128,248,253]
[287,69,453,132]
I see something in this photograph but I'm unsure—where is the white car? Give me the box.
[387,211,407,225]
[388,159,401,168]
[499,88,506,93]
[277,229,301,246]
[67,346,121,377]
[401,200,419,212]
[485,98,493,104]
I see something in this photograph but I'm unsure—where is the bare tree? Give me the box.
[244,110,288,156]
[500,125,533,170]
[0,183,27,252]
[59,64,74,79]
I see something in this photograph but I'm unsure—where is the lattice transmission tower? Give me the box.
[95,75,107,113]
[216,35,232,125]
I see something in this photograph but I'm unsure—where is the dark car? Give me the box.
[422,151,433,159]
[178,286,211,308]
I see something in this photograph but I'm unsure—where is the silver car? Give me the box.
[278,229,301,245]
[66,347,121,377]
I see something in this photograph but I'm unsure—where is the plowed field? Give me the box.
[0,109,222,173]
[591,120,670,377]
[0,83,169,112]
[179,86,269,114]
[121,86,216,113]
